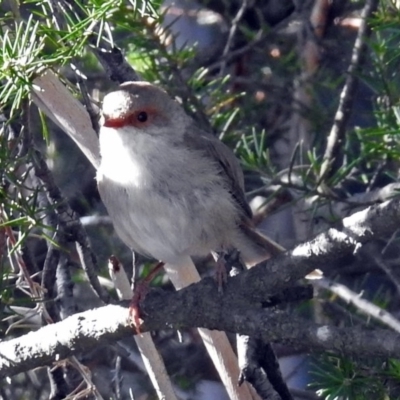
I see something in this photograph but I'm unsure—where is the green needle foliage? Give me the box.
[311,354,387,400]
[2,0,400,399]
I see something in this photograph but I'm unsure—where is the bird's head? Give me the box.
[101,81,190,138]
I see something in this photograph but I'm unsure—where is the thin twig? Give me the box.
[91,44,141,83]
[56,255,77,319]
[41,240,62,322]
[314,277,400,333]
[0,207,52,323]
[370,247,400,297]
[31,148,110,304]
[206,29,264,74]
[67,357,105,400]
[108,256,178,400]
[318,0,379,183]
[219,0,249,78]
[76,75,101,134]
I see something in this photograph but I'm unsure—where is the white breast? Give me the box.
[97,126,240,263]
[98,128,143,187]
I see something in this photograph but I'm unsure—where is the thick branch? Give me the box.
[2,197,400,378]
[1,300,400,380]
[216,197,400,301]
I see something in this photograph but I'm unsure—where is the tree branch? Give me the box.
[315,277,400,333]
[2,299,400,380]
[318,0,379,182]
[2,197,400,378]
[91,45,141,83]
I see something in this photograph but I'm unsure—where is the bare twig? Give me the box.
[0,207,53,323]
[56,256,77,320]
[228,250,293,400]
[67,357,105,400]
[41,241,62,322]
[91,44,141,83]
[237,336,281,400]
[258,343,294,400]
[108,256,178,400]
[219,0,249,77]
[314,277,400,333]
[76,75,101,134]
[370,248,400,297]
[285,0,333,243]
[48,367,69,399]
[318,0,379,183]
[31,147,110,304]
[205,29,264,74]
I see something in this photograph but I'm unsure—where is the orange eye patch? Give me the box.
[103,107,160,129]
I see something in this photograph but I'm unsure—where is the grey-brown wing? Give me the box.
[184,126,252,219]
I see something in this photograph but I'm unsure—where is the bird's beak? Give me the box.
[101,114,125,128]
[102,115,117,128]
[102,115,113,127]
[100,116,113,128]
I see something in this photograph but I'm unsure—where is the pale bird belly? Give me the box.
[98,174,238,263]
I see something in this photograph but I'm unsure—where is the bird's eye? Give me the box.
[137,111,148,123]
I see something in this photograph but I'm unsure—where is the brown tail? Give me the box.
[235,222,285,267]
[236,222,323,279]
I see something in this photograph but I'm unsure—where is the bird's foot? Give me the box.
[129,261,165,333]
[212,251,228,293]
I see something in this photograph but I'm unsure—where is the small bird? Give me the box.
[97,81,282,271]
